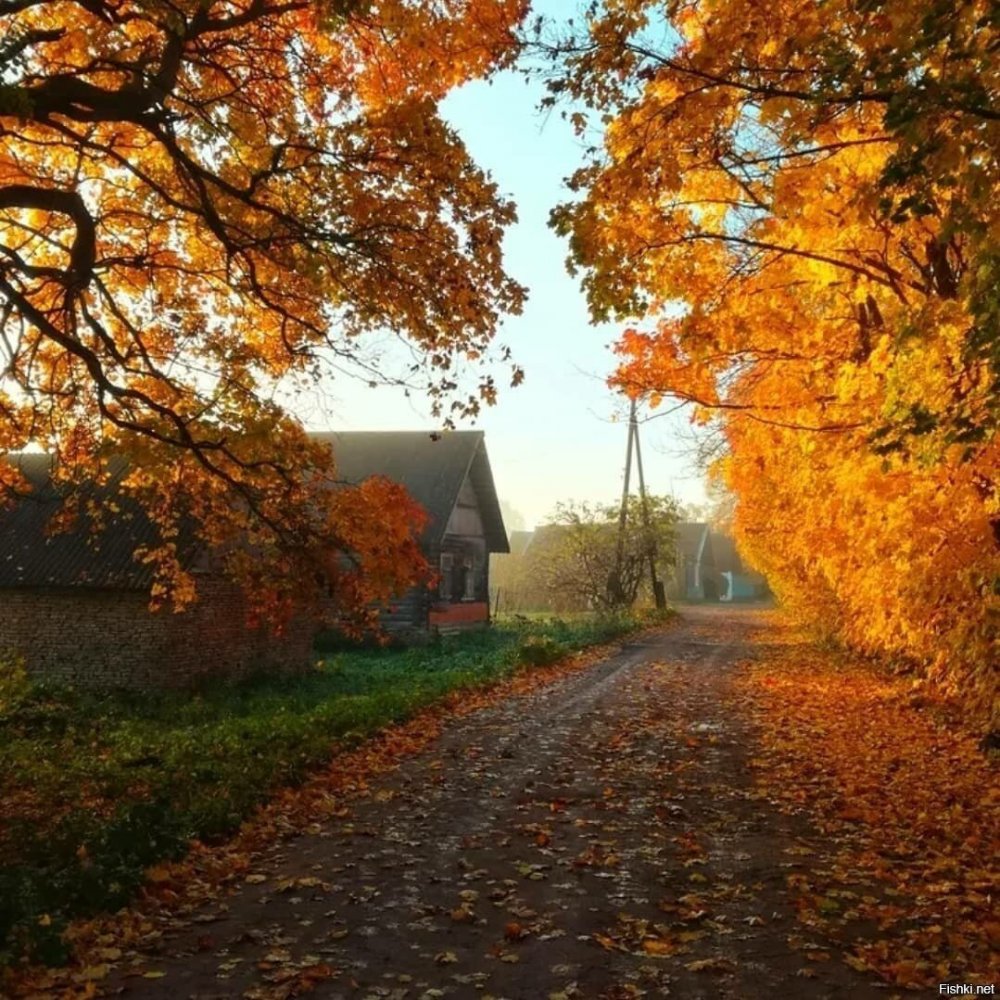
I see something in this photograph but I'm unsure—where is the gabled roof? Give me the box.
[0,453,169,590]
[528,523,574,547]
[310,431,509,553]
[709,531,766,581]
[708,531,743,575]
[674,522,713,562]
[0,431,510,591]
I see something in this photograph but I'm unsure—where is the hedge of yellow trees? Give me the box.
[547,1,999,723]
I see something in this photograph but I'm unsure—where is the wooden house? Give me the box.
[709,531,770,601]
[667,522,769,602]
[312,431,509,635]
[669,522,719,601]
[0,431,508,688]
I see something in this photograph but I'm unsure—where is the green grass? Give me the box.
[0,610,657,966]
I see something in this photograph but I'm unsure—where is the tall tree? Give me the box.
[544,1,999,717]
[0,0,528,628]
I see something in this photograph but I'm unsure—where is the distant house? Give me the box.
[669,522,719,601]
[508,530,535,557]
[710,532,770,601]
[313,431,509,636]
[667,522,769,602]
[519,523,592,613]
[488,529,535,613]
[490,524,590,613]
[0,453,315,689]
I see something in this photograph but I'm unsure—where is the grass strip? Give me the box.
[0,610,657,965]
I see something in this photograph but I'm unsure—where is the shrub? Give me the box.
[0,655,30,716]
[517,635,566,666]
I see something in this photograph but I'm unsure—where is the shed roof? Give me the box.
[310,431,509,553]
[0,453,168,590]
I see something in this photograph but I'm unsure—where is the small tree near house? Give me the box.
[543,495,679,611]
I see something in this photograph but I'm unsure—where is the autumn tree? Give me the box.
[0,0,529,628]
[541,495,678,611]
[543,1,999,720]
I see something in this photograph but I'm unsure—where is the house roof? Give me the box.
[525,523,572,548]
[674,522,713,562]
[709,530,766,582]
[309,431,509,553]
[0,453,169,590]
[0,431,509,592]
[708,531,743,575]
[507,530,534,556]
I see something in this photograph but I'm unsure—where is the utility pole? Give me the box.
[611,399,635,606]
[613,397,666,610]
[632,402,666,609]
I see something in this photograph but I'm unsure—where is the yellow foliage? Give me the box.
[550,0,1000,722]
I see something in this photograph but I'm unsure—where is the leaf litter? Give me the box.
[7,607,989,998]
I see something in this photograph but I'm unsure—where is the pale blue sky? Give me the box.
[294,35,706,530]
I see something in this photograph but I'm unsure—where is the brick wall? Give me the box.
[0,576,315,689]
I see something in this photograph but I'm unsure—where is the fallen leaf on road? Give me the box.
[685,957,735,973]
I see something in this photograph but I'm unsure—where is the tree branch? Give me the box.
[0,184,96,291]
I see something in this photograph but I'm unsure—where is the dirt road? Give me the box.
[104,607,888,1000]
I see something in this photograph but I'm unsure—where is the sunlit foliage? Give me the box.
[546,0,999,721]
[0,0,528,626]
[544,495,679,610]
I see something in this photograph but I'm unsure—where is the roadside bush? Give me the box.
[0,655,29,716]
[517,635,566,665]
